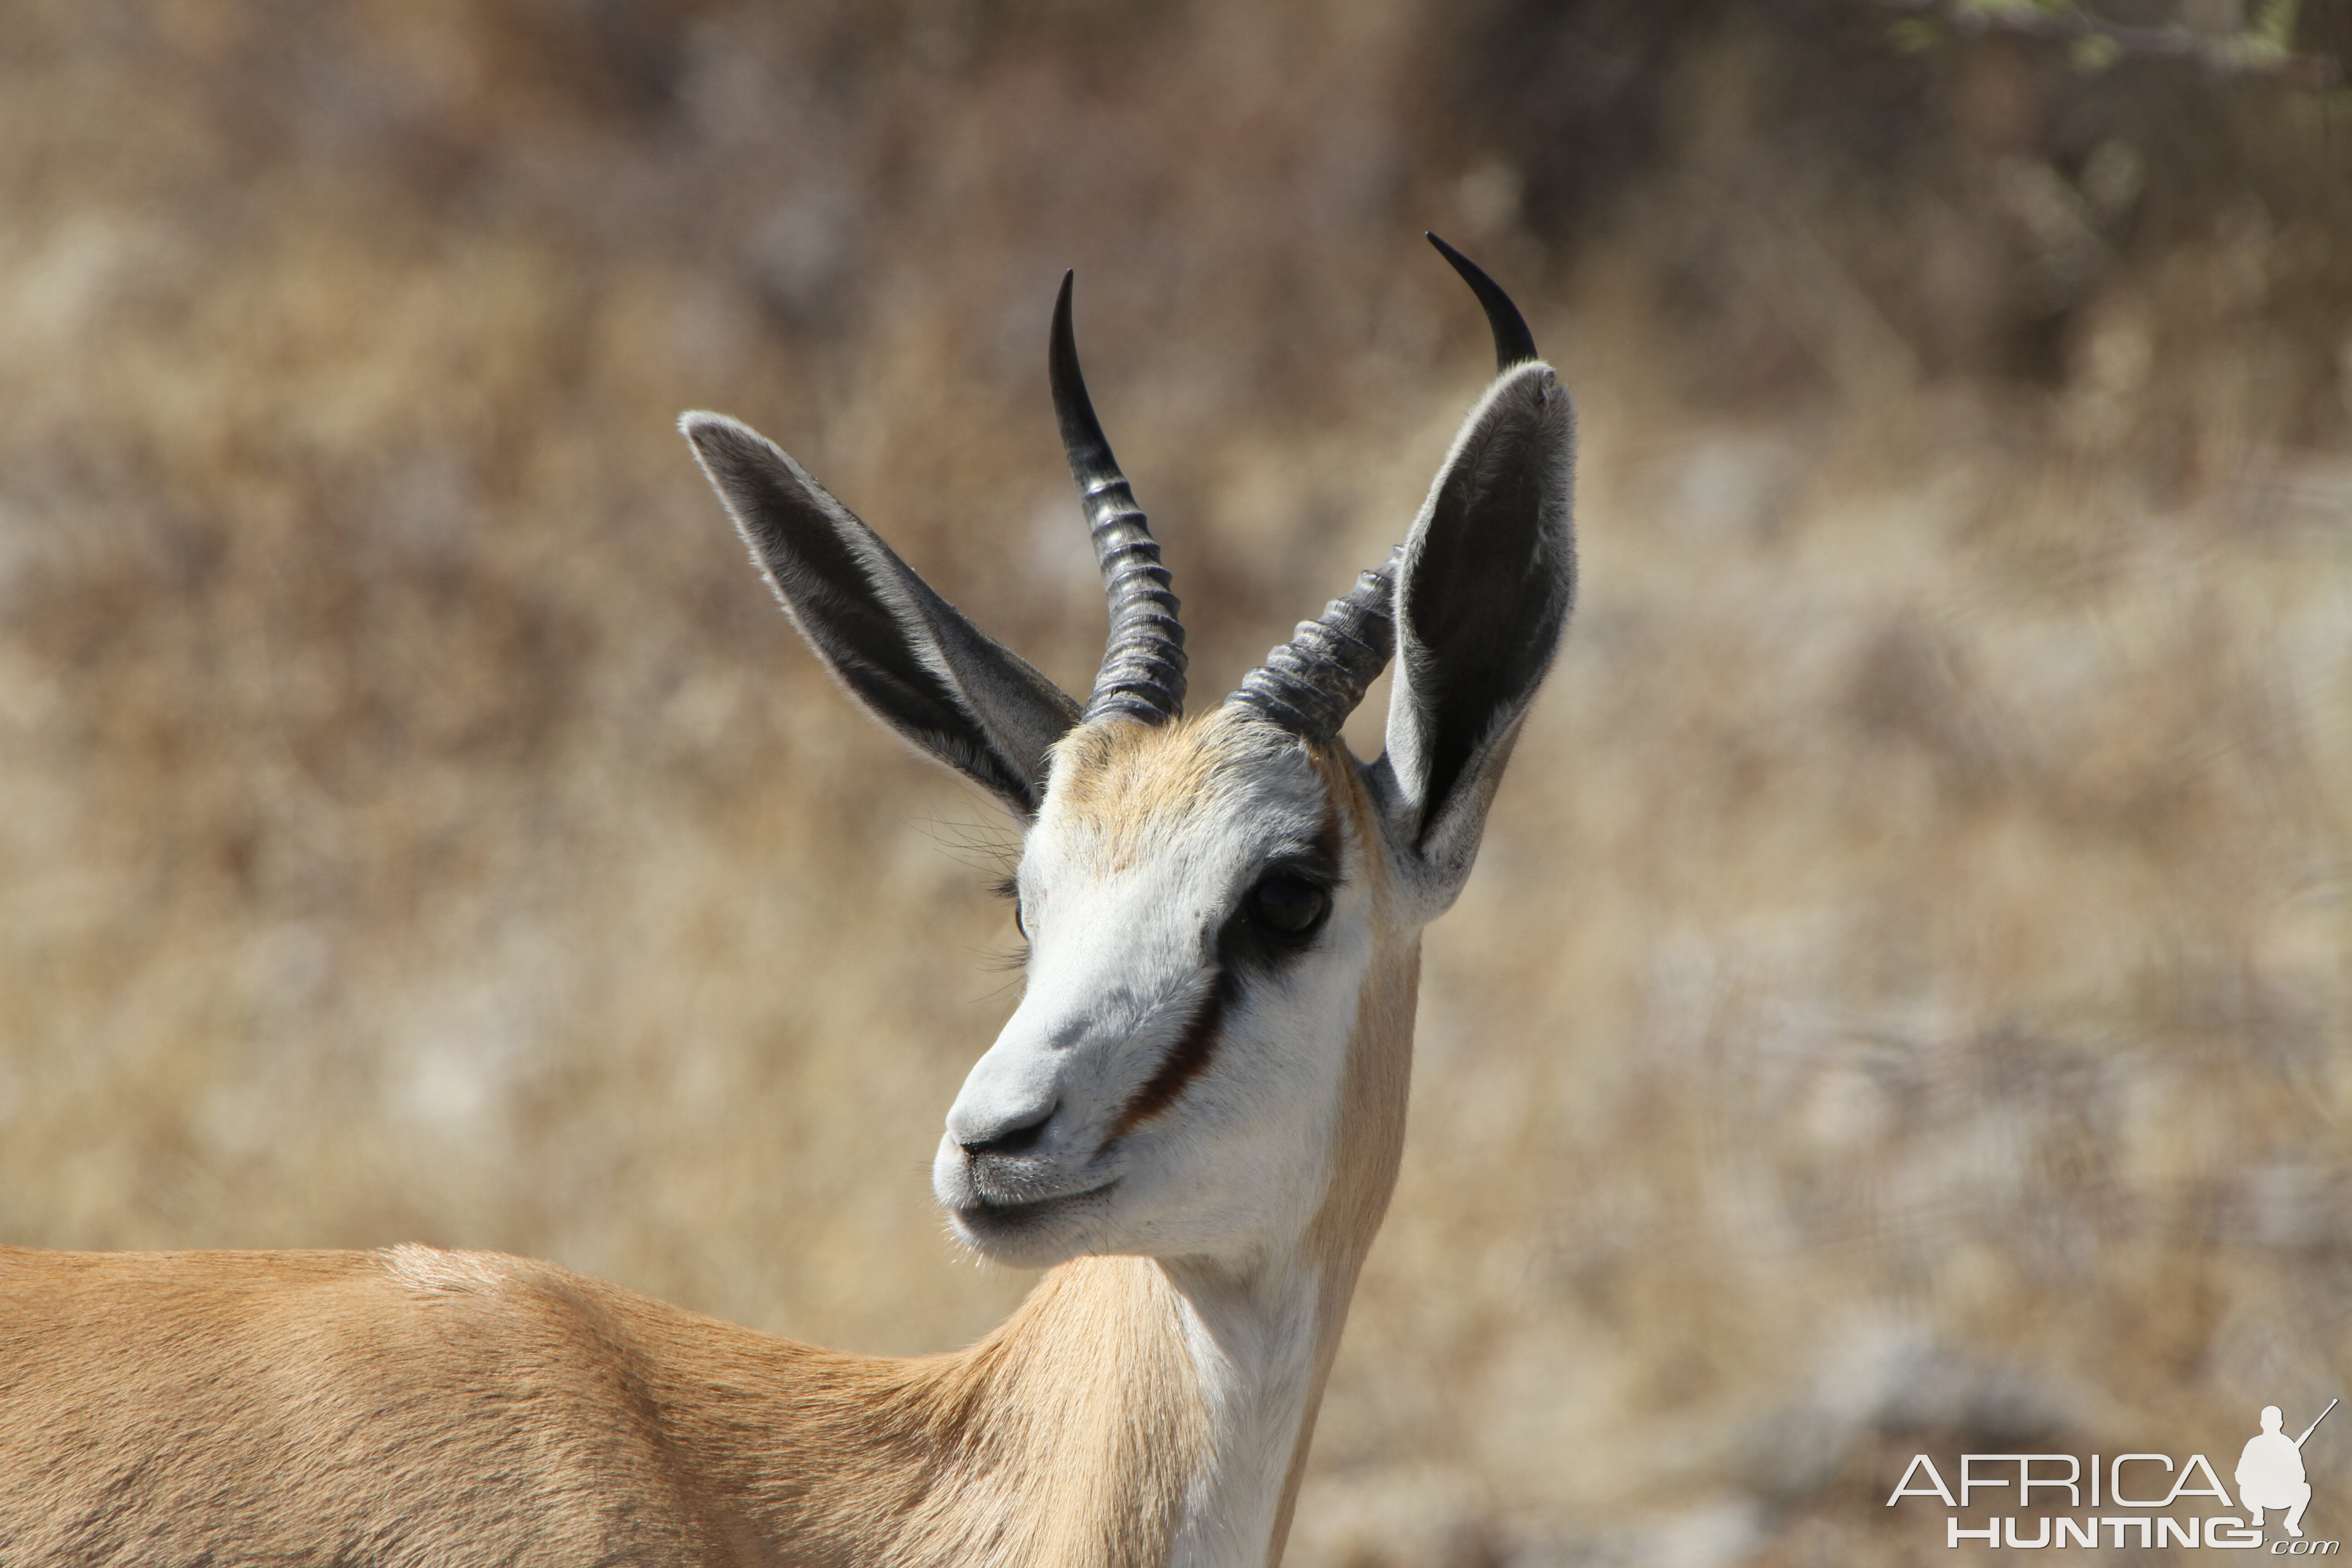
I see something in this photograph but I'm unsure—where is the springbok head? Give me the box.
[684,237,1574,1272]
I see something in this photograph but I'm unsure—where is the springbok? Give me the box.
[0,236,1575,1568]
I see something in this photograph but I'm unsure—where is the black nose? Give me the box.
[959,1104,1054,1158]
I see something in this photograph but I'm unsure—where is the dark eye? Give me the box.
[1012,897,1028,940]
[1247,876,1330,943]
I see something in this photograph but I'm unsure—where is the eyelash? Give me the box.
[990,874,1029,949]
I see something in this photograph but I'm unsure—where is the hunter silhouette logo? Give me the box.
[2242,1401,2336,1540]
[1888,1398,2341,1551]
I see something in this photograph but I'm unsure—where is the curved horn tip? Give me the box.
[1425,231,1539,372]
[1049,267,1188,725]
[1052,269,1076,342]
[1049,269,1120,490]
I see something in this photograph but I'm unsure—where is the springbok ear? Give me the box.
[682,412,1082,820]
[1375,361,1576,912]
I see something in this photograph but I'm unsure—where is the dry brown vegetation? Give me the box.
[4,2,2351,1562]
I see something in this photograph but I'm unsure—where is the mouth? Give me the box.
[951,1178,1119,1234]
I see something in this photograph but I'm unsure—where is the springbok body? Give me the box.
[0,238,1575,1568]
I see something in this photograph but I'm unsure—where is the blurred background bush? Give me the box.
[2,1,2348,1561]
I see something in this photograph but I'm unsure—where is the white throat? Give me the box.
[1164,1250,1328,1568]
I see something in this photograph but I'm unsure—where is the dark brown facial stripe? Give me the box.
[1101,775,1345,1144]
[1106,970,1233,1139]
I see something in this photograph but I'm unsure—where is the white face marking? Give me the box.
[931,715,1377,1269]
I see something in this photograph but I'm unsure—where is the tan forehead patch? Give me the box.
[1048,708,1348,866]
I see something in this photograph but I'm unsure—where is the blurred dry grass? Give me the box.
[4,2,2351,1562]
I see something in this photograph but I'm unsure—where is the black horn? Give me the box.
[1228,547,1401,743]
[1052,272,1186,727]
[1226,239,1539,743]
[1426,232,1538,371]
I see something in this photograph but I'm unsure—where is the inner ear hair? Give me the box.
[681,411,1080,819]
